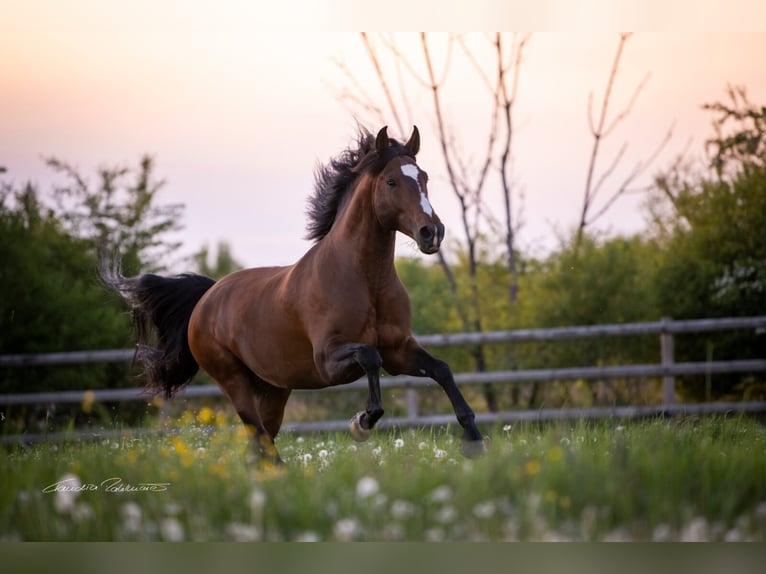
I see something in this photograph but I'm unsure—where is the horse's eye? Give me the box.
[386,179,396,188]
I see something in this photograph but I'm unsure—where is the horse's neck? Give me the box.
[324,179,397,279]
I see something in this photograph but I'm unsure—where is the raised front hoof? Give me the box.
[460,438,488,459]
[349,412,372,442]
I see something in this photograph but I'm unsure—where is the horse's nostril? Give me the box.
[419,225,435,242]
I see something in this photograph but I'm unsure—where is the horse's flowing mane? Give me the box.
[306,127,414,242]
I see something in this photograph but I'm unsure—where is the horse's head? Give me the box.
[370,126,444,254]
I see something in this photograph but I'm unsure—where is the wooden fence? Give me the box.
[1,316,765,442]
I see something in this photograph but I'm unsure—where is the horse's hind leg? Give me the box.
[195,346,284,464]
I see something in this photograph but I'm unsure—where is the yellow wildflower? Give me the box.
[548,445,564,463]
[197,407,214,425]
[172,436,188,455]
[81,390,95,414]
[524,459,541,476]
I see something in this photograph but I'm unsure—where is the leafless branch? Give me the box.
[586,123,674,225]
[360,33,405,135]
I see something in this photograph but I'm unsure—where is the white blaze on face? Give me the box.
[401,163,433,217]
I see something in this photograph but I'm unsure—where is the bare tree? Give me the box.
[576,33,673,249]
[329,33,529,411]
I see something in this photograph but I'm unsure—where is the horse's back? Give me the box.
[188,264,320,386]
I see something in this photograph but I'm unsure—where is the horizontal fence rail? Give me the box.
[1,316,765,442]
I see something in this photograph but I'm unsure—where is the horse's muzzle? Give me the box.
[418,223,444,254]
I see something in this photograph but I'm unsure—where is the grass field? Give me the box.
[2,412,766,541]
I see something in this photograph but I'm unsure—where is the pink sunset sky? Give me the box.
[2,3,766,269]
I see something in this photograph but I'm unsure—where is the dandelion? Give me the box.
[548,446,564,463]
[294,531,321,542]
[225,522,261,542]
[503,424,512,432]
[372,446,383,457]
[160,517,185,542]
[472,500,496,519]
[317,449,329,459]
[197,407,214,425]
[333,518,362,541]
[429,485,453,504]
[52,473,81,514]
[652,523,673,542]
[424,527,445,542]
[390,499,416,520]
[356,476,380,500]
[544,490,558,504]
[680,517,710,542]
[435,505,457,524]
[172,436,188,456]
[81,390,95,414]
[300,453,313,465]
[346,444,358,453]
[393,438,404,449]
[433,447,448,459]
[417,442,428,451]
[72,502,94,523]
[120,502,143,534]
[249,488,267,521]
[523,459,541,476]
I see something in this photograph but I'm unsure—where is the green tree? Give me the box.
[192,241,244,279]
[46,155,182,274]
[515,233,662,406]
[0,183,133,396]
[649,86,766,400]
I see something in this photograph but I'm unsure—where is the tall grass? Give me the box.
[2,412,765,541]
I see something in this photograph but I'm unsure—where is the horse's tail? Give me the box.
[100,257,216,398]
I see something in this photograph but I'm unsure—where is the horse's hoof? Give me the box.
[349,412,371,442]
[461,438,487,458]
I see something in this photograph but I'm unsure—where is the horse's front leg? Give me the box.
[384,339,486,457]
[316,343,384,442]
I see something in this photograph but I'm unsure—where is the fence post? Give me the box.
[660,316,675,407]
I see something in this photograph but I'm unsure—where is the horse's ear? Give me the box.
[405,125,420,156]
[375,126,389,154]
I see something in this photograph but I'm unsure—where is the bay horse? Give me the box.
[102,126,485,464]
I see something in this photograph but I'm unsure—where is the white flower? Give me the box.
[680,517,710,542]
[333,518,362,541]
[294,531,321,542]
[429,485,453,504]
[300,453,313,465]
[164,502,182,516]
[72,502,94,523]
[393,438,404,449]
[390,500,416,520]
[317,449,329,459]
[472,500,496,519]
[225,522,261,542]
[52,473,81,514]
[356,476,380,500]
[372,446,383,457]
[433,448,448,459]
[120,502,143,533]
[249,488,267,520]
[503,424,512,432]
[160,517,185,542]
[418,442,428,451]
[435,505,457,524]
[346,444,358,453]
